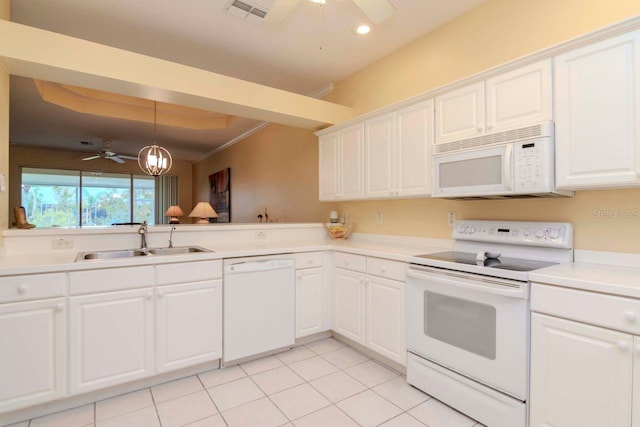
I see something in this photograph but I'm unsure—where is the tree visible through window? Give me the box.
[21,168,158,228]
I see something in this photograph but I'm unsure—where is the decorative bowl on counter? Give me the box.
[324,223,355,240]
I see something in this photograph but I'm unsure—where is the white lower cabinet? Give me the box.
[333,267,367,345]
[530,282,640,427]
[332,253,407,364]
[69,288,154,395]
[530,313,633,427]
[0,298,65,412]
[156,280,222,373]
[366,276,405,364]
[295,252,330,338]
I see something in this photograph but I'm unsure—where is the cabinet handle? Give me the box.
[344,260,350,266]
[381,266,387,273]
[617,340,630,351]
[487,123,494,130]
[55,303,64,312]
[157,292,164,299]
[297,274,302,280]
[146,292,153,300]
[624,311,637,322]
[476,126,483,132]
[17,284,27,294]
[308,259,313,265]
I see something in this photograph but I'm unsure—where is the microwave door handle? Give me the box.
[503,144,513,190]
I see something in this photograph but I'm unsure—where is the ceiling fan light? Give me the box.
[355,24,371,35]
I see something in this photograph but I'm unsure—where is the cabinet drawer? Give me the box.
[531,283,640,335]
[156,260,222,285]
[0,273,65,303]
[366,257,407,282]
[334,252,366,272]
[69,266,154,295]
[296,252,323,269]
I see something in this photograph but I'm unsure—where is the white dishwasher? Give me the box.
[223,254,295,363]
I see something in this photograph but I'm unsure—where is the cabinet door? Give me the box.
[435,81,484,143]
[634,336,640,427]
[395,99,433,197]
[339,123,365,200]
[333,268,366,345]
[319,132,339,201]
[156,280,222,373]
[366,276,405,365]
[555,30,640,189]
[296,267,327,338]
[485,60,552,132]
[530,313,633,427]
[0,298,65,412]
[364,113,395,198]
[69,288,154,395]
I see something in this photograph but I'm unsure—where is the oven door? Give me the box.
[406,265,528,400]
[433,144,514,198]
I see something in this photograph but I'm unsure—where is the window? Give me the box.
[21,168,165,228]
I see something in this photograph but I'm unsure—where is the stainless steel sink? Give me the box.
[76,246,212,262]
[77,249,149,261]
[148,246,212,256]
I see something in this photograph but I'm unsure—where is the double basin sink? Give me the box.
[76,246,212,262]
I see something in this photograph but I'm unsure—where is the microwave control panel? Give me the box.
[513,138,553,192]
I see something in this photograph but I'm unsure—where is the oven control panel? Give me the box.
[453,220,573,249]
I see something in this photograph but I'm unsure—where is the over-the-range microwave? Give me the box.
[432,122,573,199]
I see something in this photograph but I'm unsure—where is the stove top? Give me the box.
[415,251,558,272]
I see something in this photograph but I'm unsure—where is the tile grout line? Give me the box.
[195,369,229,427]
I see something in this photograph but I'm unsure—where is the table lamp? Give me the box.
[189,202,218,224]
[165,205,184,224]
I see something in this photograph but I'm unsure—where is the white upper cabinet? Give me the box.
[363,99,433,199]
[319,123,364,201]
[485,60,552,132]
[554,30,640,190]
[435,60,552,144]
[365,112,395,198]
[395,99,434,197]
[435,81,485,143]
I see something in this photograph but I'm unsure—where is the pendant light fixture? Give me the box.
[138,101,172,176]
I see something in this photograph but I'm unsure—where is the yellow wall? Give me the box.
[9,145,193,225]
[194,0,640,253]
[192,124,337,223]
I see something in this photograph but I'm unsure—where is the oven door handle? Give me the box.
[407,268,528,299]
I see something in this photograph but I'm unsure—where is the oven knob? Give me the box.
[549,229,560,239]
[457,225,465,233]
[468,226,476,234]
[535,230,545,238]
[523,229,531,237]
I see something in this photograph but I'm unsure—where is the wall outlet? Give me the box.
[255,231,267,240]
[448,211,456,226]
[52,238,73,249]
[376,212,383,224]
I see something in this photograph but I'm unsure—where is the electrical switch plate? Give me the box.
[0,174,5,192]
[448,212,456,226]
[376,212,383,224]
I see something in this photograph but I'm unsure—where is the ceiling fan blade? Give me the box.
[352,0,395,24]
[110,155,126,164]
[264,0,301,24]
[82,155,101,161]
[118,155,139,160]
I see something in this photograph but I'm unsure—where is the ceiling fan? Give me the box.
[265,0,396,25]
[82,140,137,164]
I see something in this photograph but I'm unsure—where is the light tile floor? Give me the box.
[10,338,485,427]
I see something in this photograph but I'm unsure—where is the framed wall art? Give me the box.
[209,168,230,223]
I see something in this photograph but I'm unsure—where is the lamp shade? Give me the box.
[189,202,218,224]
[165,205,184,224]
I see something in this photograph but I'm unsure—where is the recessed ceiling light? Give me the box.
[355,24,371,35]
[309,0,326,4]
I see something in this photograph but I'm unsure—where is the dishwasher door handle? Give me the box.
[225,259,295,274]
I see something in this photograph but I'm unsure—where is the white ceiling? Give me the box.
[9,0,484,162]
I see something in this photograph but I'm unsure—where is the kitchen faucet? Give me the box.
[138,221,148,252]
[168,225,176,248]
